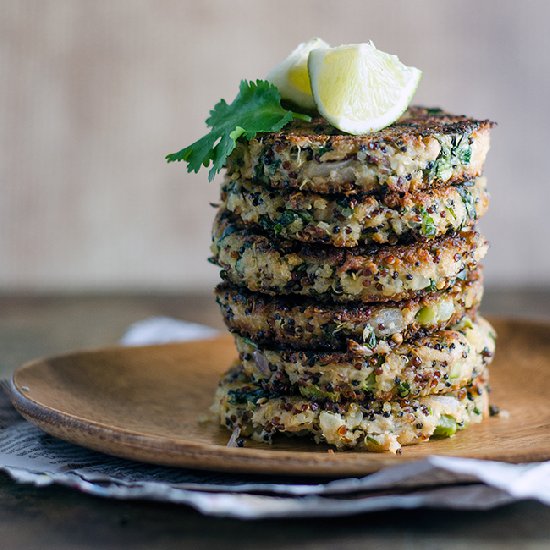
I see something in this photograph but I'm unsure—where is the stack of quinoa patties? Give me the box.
[211,107,496,453]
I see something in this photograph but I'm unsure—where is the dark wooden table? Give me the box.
[1,290,549,549]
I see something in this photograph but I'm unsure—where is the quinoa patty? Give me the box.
[235,317,495,402]
[211,212,488,303]
[221,176,488,247]
[226,106,494,195]
[214,366,489,453]
[215,269,483,350]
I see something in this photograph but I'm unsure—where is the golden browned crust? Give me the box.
[211,211,488,303]
[226,106,495,195]
[255,107,494,142]
[215,364,490,452]
[221,176,489,247]
[234,316,495,403]
[215,269,483,350]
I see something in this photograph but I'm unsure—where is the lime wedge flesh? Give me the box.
[267,37,330,110]
[308,42,422,134]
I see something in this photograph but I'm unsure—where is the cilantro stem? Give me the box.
[291,112,312,122]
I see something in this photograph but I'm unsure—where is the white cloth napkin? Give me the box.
[120,317,219,345]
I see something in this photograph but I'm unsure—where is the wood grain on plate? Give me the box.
[7,318,550,476]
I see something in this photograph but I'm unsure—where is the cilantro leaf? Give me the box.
[166,80,310,181]
[420,207,437,237]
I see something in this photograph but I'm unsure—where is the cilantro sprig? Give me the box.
[166,80,311,181]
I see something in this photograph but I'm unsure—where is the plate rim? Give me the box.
[7,316,550,476]
[7,372,407,475]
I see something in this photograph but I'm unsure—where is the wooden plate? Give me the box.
[7,318,550,476]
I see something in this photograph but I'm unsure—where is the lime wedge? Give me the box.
[267,37,330,110]
[308,42,422,134]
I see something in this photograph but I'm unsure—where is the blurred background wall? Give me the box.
[1,0,549,292]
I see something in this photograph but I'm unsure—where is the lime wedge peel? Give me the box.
[266,37,330,111]
[308,42,422,135]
